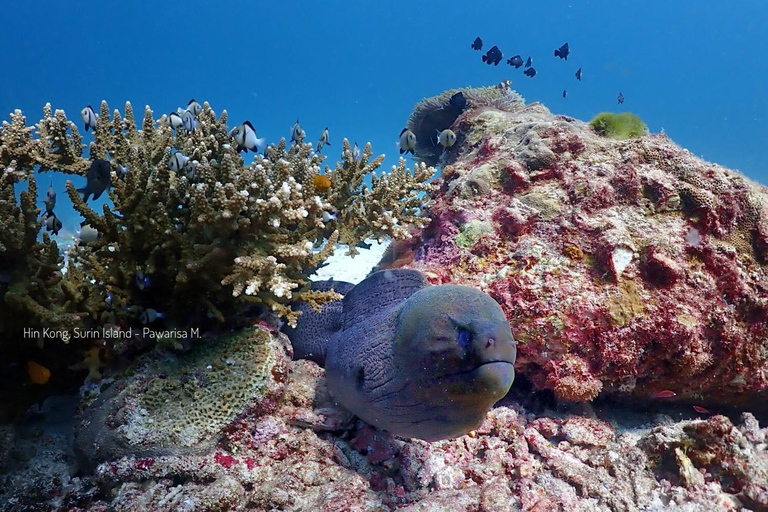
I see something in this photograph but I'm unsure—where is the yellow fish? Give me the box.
[313,174,332,192]
[27,361,51,384]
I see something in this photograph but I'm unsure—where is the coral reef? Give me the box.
[589,112,648,140]
[3,87,767,512]
[1,101,435,335]
[51,101,435,330]
[0,107,83,339]
[0,100,435,413]
[395,94,768,406]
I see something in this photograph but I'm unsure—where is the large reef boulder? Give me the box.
[395,101,768,405]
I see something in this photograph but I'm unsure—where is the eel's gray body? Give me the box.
[284,269,517,441]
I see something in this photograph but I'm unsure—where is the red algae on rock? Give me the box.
[404,99,768,405]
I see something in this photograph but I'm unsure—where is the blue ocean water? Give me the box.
[1,0,766,240]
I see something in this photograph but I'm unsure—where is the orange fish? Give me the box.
[27,361,51,384]
[693,406,710,414]
[654,390,677,398]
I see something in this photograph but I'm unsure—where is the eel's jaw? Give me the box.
[473,361,516,401]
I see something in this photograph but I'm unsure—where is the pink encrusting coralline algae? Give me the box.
[390,101,768,405]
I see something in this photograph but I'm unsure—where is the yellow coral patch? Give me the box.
[606,280,646,328]
[563,245,584,260]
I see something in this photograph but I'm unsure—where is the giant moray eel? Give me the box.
[284,269,517,441]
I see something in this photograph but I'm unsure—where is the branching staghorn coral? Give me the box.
[0,108,84,345]
[3,100,436,336]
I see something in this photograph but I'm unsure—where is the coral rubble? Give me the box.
[5,330,766,511]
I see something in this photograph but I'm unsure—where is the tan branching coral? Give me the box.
[2,100,437,341]
[0,109,83,344]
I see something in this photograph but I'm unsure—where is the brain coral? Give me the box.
[74,326,284,468]
[396,91,768,404]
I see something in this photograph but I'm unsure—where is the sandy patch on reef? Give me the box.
[310,238,390,284]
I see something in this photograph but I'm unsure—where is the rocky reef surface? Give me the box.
[2,328,767,511]
[396,100,768,406]
[1,90,767,511]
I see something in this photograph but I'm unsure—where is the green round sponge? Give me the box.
[589,112,648,140]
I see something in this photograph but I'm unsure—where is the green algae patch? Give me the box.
[589,112,647,140]
[455,220,494,250]
[519,192,562,220]
[74,327,281,466]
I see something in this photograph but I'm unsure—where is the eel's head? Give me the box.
[384,284,517,441]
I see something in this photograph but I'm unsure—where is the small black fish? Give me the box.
[525,56,532,68]
[449,91,467,110]
[524,67,536,78]
[554,42,569,60]
[507,55,523,68]
[617,92,625,104]
[77,159,112,202]
[575,67,582,81]
[44,212,62,236]
[471,37,483,51]
[482,45,503,66]
[563,90,567,98]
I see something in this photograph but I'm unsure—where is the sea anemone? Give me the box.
[407,86,525,166]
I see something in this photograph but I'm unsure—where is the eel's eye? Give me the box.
[457,328,471,349]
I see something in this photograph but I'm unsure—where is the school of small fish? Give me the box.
[53,98,356,330]
[470,36,624,104]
